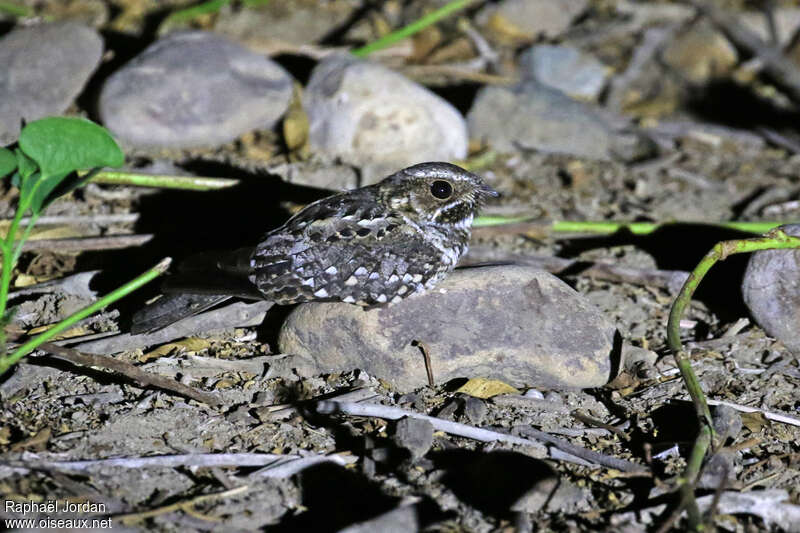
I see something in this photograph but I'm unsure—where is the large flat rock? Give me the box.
[278,265,621,391]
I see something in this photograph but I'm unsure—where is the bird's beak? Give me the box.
[480,182,500,198]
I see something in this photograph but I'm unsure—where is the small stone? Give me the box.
[392,416,434,461]
[519,45,610,101]
[697,451,736,490]
[468,81,647,161]
[339,504,420,533]
[213,0,354,47]
[0,22,103,144]
[462,396,488,425]
[278,265,621,391]
[712,405,743,445]
[742,224,800,354]
[303,55,468,184]
[437,399,461,421]
[524,389,545,399]
[479,0,589,40]
[661,21,738,84]
[543,391,562,403]
[266,159,360,190]
[99,31,293,148]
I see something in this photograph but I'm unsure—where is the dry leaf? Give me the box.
[741,411,768,433]
[10,427,51,452]
[140,337,212,362]
[456,377,519,399]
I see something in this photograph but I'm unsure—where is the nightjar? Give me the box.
[132,162,497,333]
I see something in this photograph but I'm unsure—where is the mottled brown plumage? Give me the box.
[132,162,496,332]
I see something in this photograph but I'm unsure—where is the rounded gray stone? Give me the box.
[742,224,800,354]
[303,55,468,183]
[99,31,293,148]
[278,265,621,391]
[0,22,103,144]
[467,81,616,160]
[518,45,610,101]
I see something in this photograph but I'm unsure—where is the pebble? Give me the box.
[461,396,488,425]
[712,404,743,445]
[0,22,103,145]
[479,0,589,40]
[214,0,354,46]
[697,451,736,490]
[660,22,738,84]
[392,416,434,461]
[741,224,800,354]
[518,45,610,101]
[303,55,468,184]
[467,81,653,161]
[339,505,420,533]
[99,31,293,149]
[278,265,621,391]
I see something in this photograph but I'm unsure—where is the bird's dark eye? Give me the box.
[430,180,453,200]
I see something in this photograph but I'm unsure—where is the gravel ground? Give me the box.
[1,1,799,531]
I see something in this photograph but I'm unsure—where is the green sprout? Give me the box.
[0,117,169,375]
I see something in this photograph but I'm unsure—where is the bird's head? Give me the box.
[377,162,498,229]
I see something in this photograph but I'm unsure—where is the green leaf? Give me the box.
[18,117,124,178]
[30,171,70,214]
[18,170,40,214]
[14,148,36,179]
[0,148,16,178]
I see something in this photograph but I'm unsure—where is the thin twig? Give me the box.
[21,234,154,252]
[113,485,249,525]
[8,451,352,472]
[315,400,648,474]
[0,213,139,229]
[34,341,220,406]
[570,411,629,440]
[412,340,435,387]
[706,399,800,427]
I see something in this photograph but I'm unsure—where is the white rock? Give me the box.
[303,55,468,183]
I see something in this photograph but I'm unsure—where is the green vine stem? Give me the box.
[471,218,787,234]
[549,220,781,235]
[0,195,33,330]
[352,0,475,57]
[0,257,171,376]
[667,228,800,425]
[677,425,712,530]
[665,227,800,530]
[86,170,239,191]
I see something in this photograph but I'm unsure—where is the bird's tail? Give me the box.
[131,293,232,334]
[130,246,262,334]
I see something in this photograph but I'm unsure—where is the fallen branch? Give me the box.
[6,451,353,473]
[315,400,648,474]
[33,341,220,406]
